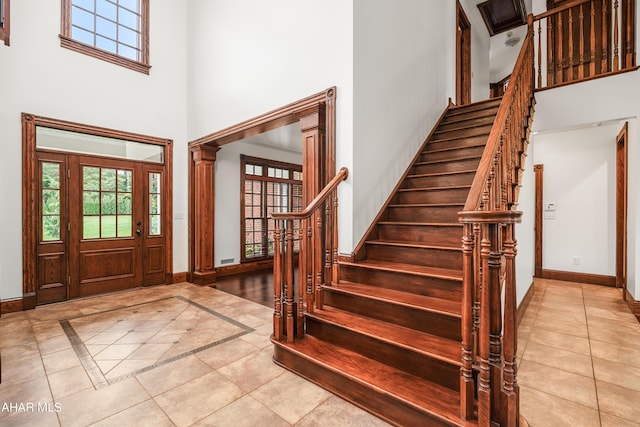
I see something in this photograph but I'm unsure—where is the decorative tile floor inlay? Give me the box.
[60,296,254,389]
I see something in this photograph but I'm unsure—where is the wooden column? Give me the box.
[191,145,220,285]
[298,105,326,309]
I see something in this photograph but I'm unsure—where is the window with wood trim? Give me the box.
[241,155,303,262]
[60,0,150,74]
[0,0,10,46]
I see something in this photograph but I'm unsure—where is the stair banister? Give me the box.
[458,14,535,427]
[271,167,349,343]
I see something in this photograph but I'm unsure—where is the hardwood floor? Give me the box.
[213,269,276,308]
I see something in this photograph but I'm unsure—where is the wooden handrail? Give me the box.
[463,17,534,212]
[271,167,348,220]
[534,0,591,21]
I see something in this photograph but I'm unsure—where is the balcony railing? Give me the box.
[534,0,636,90]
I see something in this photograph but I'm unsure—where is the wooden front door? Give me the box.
[36,152,167,303]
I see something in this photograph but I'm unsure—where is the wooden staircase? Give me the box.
[273,98,502,426]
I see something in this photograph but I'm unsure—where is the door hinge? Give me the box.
[68,275,71,285]
[68,169,70,179]
[68,222,71,232]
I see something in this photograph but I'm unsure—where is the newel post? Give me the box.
[459,211,523,427]
[191,145,220,285]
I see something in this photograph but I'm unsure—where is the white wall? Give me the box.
[533,69,640,300]
[186,0,355,252]
[533,124,620,276]
[0,0,189,301]
[351,0,457,249]
[215,142,302,268]
[516,143,536,305]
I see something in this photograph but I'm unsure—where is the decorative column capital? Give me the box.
[191,144,220,163]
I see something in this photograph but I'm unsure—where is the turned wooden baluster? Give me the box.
[568,7,575,80]
[460,223,475,420]
[332,192,340,285]
[557,13,564,85]
[614,0,620,70]
[590,1,597,76]
[622,0,635,67]
[314,209,324,309]
[273,223,283,341]
[602,0,609,72]
[538,19,543,88]
[285,219,295,342]
[304,217,314,314]
[502,220,521,427]
[579,3,585,79]
[547,16,555,86]
[477,221,492,426]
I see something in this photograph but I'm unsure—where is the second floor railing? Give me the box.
[534,0,636,90]
[271,167,348,343]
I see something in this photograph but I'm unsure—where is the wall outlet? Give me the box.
[572,256,580,265]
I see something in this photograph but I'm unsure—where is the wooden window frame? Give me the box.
[0,0,10,46]
[240,155,302,263]
[59,0,150,74]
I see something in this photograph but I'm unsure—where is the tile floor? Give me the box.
[0,278,638,426]
[0,283,389,427]
[518,278,640,427]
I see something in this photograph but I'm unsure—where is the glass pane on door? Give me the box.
[82,166,133,239]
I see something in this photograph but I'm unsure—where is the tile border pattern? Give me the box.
[60,296,255,389]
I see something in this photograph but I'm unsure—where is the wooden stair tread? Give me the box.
[442,108,499,125]
[378,221,462,227]
[408,170,476,179]
[424,141,486,153]
[416,155,481,166]
[398,185,471,192]
[274,336,475,426]
[340,259,463,281]
[366,239,461,251]
[448,98,502,114]
[388,202,464,208]
[430,132,490,143]
[434,123,493,134]
[326,281,461,317]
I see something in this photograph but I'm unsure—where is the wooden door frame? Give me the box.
[22,113,173,309]
[616,121,628,297]
[187,87,336,285]
[456,0,472,105]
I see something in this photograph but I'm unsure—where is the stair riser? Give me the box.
[403,172,475,188]
[441,106,500,125]
[377,224,463,247]
[339,264,462,300]
[272,345,458,427]
[306,317,460,389]
[396,188,469,204]
[386,205,461,222]
[419,145,485,162]
[432,124,493,142]
[438,115,496,131]
[366,244,463,270]
[412,158,480,175]
[322,290,462,341]
[426,135,488,152]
